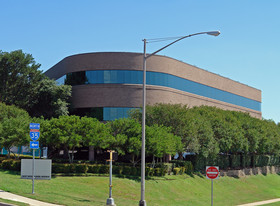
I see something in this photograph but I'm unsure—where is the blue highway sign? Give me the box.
[30,123,40,130]
[30,130,40,141]
[30,141,39,149]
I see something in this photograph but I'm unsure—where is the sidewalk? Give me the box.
[238,198,280,206]
[0,190,63,206]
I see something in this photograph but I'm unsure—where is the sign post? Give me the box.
[106,150,117,206]
[206,166,219,206]
[29,123,40,194]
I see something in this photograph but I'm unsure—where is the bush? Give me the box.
[145,167,154,176]
[269,156,280,166]
[216,155,230,169]
[75,164,88,173]
[162,163,173,175]
[153,168,165,176]
[112,166,123,175]
[180,167,186,174]
[122,166,132,175]
[52,163,70,173]
[99,165,109,174]
[130,166,138,176]
[88,165,101,174]
[184,161,193,174]
[1,159,20,171]
[173,167,180,175]
[231,155,241,168]
[0,157,7,163]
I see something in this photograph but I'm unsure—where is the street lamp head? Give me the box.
[206,31,221,36]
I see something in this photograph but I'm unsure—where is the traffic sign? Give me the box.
[30,141,39,149]
[206,166,219,179]
[30,123,40,130]
[30,130,40,141]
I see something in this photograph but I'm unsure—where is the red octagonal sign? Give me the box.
[206,166,219,179]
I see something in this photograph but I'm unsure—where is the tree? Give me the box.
[146,124,182,164]
[107,118,141,165]
[194,117,219,158]
[0,50,71,119]
[0,50,43,109]
[0,102,30,121]
[29,78,71,119]
[79,116,113,161]
[42,116,82,163]
[0,117,29,158]
[130,104,200,157]
[0,103,30,158]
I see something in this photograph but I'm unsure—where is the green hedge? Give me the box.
[1,159,20,171]
[187,154,280,171]
[1,155,279,175]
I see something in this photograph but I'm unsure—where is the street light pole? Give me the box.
[139,31,220,206]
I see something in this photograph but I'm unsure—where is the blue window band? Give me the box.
[103,107,136,121]
[62,70,261,112]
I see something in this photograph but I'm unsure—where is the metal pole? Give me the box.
[138,31,220,206]
[211,179,213,206]
[32,149,35,194]
[139,39,147,206]
[109,154,112,198]
[106,151,115,206]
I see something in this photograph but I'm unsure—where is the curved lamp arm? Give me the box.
[145,31,220,59]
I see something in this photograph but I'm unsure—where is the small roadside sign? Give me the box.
[206,166,219,206]
[30,141,39,149]
[30,123,40,130]
[29,123,40,194]
[206,166,219,179]
[30,130,40,141]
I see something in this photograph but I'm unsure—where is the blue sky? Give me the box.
[1,1,280,123]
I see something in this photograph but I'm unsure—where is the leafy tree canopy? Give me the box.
[0,50,71,119]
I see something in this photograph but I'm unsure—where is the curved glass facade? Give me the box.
[59,70,261,112]
[70,107,136,121]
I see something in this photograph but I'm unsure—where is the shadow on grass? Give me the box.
[194,172,205,178]
[0,170,20,176]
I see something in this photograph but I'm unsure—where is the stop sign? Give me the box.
[206,166,219,179]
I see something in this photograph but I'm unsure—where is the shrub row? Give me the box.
[0,159,21,171]
[0,160,191,177]
[186,154,280,171]
[169,160,194,174]
[52,163,169,176]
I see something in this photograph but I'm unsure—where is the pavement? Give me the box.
[0,190,63,206]
[237,198,280,206]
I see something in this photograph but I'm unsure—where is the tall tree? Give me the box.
[0,50,43,109]
[30,78,71,118]
[0,50,71,119]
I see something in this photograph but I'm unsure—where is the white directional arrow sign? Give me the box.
[30,141,39,149]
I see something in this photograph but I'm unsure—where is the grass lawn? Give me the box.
[0,170,280,206]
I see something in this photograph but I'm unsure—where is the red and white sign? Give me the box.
[206,166,219,179]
